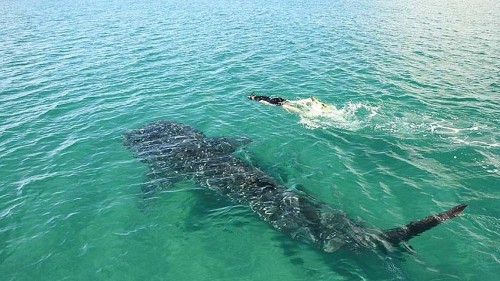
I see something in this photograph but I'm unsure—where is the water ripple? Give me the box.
[0,0,498,280]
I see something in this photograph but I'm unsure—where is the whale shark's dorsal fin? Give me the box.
[382,204,467,244]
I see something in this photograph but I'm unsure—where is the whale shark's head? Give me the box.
[123,120,208,164]
[124,121,206,148]
[124,120,252,169]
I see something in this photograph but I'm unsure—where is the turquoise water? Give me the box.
[1,0,498,280]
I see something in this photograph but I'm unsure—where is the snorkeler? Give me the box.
[248,94,329,114]
[247,95,288,106]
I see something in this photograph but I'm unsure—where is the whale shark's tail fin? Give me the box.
[383,204,467,244]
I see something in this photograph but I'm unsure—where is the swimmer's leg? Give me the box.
[310,96,329,109]
[282,103,304,114]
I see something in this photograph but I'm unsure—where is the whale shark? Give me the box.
[123,120,467,253]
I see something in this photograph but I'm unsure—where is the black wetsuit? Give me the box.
[248,95,287,106]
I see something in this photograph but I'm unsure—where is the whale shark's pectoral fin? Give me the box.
[141,169,186,197]
[382,204,467,244]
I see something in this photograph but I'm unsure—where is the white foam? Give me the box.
[297,101,379,130]
[294,100,499,150]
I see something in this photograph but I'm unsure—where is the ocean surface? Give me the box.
[1,0,498,280]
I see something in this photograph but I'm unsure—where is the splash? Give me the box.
[373,114,499,148]
[297,101,379,130]
[297,101,499,149]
